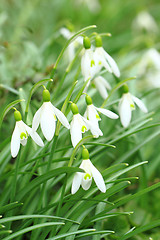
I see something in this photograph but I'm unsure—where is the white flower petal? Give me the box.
[119,94,132,128]
[40,103,56,141]
[95,107,119,119]
[11,123,20,158]
[70,115,83,148]
[52,105,70,129]
[82,117,103,138]
[30,131,44,147]
[32,106,42,131]
[103,50,120,77]
[94,77,109,99]
[90,161,106,193]
[20,138,27,146]
[131,95,148,113]
[71,172,83,194]
[87,105,100,126]
[97,76,111,90]
[81,177,92,190]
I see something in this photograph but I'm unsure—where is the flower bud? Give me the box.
[43,89,50,102]
[71,103,79,115]
[122,84,129,93]
[85,95,92,105]
[14,110,22,121]
[83,36,91,49]
[82,148,89,160]
[95,35,102,47]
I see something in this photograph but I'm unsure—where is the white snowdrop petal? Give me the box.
[20,138,27,146]
[30,131,44,147]
[70,116,82,148]
[81,177,92,190]
[52,105,70,129]
[11,123,20,158]
[94,77,108,99]
[119,95,132,128]
[131,95,148,113]
[97,76,111,90]
[95,107,119,119]
[32,106,42,131]
[90,162,106,193]
[82,117,103,138]
[88,105,100,126]
[60,28,71,39]
[104,50,120,77]
[40,103,56,141]
[71,172,83,194]
[68,43,75,62]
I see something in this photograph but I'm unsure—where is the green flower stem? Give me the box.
[101,76,136,108]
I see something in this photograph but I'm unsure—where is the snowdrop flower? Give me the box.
[81,36,97,82]
[60,27,83,62]
[11,110,44,158]
[94,35,120,78]
[138,48,160,88]
[84,95,119,128]
[32,89,70,141]
[70,103,103,148]
[93,75,112,99]
[119,84,148,128]
[76,0,101,14]
[71,148,106,194]
[132,11,158,34]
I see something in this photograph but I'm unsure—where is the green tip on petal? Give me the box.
[82,148,89,160]
[43,89,50,102]
[71,103,79,115]
[14,110,22,121]
[122,84,129,93]
[85,95,92,105]
[83,36,91,49]
[95,35,102,47]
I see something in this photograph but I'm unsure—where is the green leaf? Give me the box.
[0,202,23,214]
[76,230,114,238]
[17,167,84,200]
[47,229,96,240]
[3,222,65,240]
[120,219,160,240]
[0,99,25,128]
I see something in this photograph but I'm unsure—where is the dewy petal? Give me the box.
[40,102,56,141]
[52,105,70,129]
[119,94,132,128]
[81,177,92,190]
[71,172,83,194]
[103,49,120,77]
[11,122,20,158]
[90,161,106,193]
[70,115,83,148]
[95,107,119,119]
[131,95,148,113]
[94,77,109,99]
[32,106,42,131]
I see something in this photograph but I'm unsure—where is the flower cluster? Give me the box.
[10,30,149,195]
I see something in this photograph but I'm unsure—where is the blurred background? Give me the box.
[0,0,160,239]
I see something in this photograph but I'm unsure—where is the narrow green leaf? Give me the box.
[0,99,25,128]
[76,230,114,238]
[3,222,65,240]
[0,202,23,214]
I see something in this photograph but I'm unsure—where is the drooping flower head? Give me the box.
[11,110,44,158]
[84,95,119,129]
[70,103,103,148]
[94,34,120,78]
[81,36,97,82]
[32,89,70,141]
[71,148,106,194]
[119,84,148,128]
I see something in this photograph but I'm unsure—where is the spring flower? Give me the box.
[11,110,44,158]
[119,85,148,128]
[70,103,102,147]
[76,0,101,14]
[71,148,106,194]
[60,27,83,62]
[81,36,97,82]
[132,11,158,33]
[84,95,119,128]
[32,89,70,141]
[94,35,120,78]
[93,75,112,99]
[138,48,160,88]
